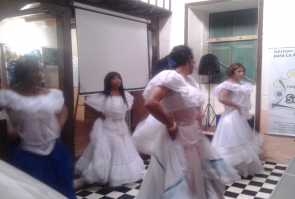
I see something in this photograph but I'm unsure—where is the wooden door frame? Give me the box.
[40,3,75,155]
[184,0,263,131]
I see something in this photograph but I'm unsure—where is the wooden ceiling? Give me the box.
[0,0,171,23]
[72,0,171,19]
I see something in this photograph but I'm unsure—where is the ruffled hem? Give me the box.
[143,70,204,107]
[202,159,240,184]
[75,118,144,186]
[108,155,144,187]
[216,141,264,177]
[213,81,253,99]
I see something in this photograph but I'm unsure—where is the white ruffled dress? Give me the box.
[0,89,64,155]
[75,92,144,187]
[0,89,76,199]
[212,81,264,177]
[136,70,240,199]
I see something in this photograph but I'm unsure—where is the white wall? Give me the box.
[159,0,205,56]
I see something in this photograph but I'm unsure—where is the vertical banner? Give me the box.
[268,47,295,136]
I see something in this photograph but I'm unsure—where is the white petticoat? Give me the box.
[132,114,163,155]
[75,119,144,187]
[212,109,264,177]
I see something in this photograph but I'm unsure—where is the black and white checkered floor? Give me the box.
[75,159,287,199]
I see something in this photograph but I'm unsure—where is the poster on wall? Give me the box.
[42,47,58,68]
[268,47,295,136]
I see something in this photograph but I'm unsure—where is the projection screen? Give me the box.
[74,4,150,94]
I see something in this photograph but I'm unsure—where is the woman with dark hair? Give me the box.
[212,63,264,177]
[136,45,240,199]
[75,72,144,187]
[0,56,76,199]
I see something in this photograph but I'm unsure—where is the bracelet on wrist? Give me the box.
[167,122,177,131]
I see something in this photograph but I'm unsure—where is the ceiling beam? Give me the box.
[23,13,55,22]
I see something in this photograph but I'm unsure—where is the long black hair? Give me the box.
[102,72,128,106]
[151,45,193,78]
[10,56,39,87]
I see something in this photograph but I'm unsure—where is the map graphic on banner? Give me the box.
[268,47,295,136]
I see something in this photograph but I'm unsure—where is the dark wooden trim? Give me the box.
[56,14,75,156]
[148,18,160,77]
[0,8,43,22]
[255,0,263,132]
[41,3,75,156]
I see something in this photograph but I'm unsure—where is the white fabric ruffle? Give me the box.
[0,89,63,114]
[85,91,133,113]
[0,89,64,155]
[143,70,204,108]
[213,81,252,98]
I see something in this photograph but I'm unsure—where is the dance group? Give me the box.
[0,45,264,199]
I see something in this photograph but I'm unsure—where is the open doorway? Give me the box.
[185,0,262,131]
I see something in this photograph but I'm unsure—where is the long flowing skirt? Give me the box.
[10,139,76,199]
[212,109,264,177]
[75,119,144,187]
[137,126,240,199]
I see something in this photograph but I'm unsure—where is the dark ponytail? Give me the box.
[151,45,193,78]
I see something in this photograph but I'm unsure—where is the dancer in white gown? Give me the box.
[0,56,76,199]
[137,45,240,199]
[75,72,144,187]
[212,63,264,177]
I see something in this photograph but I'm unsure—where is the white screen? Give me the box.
[75,8,150,94]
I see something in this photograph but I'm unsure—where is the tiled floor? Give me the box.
[75,159,288,199]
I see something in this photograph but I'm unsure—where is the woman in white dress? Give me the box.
[212,63,264,177]
[75,72,144,187]
[137,45,240,199]
[0,56,76,199]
